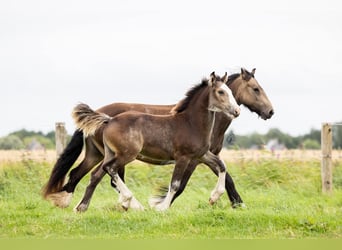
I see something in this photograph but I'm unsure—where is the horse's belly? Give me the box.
[136,154,175,165]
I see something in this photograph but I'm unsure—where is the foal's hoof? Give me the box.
[121,205,129,211]
[209,198,215,205]
[232,202,247,209]
[130,197,145,211]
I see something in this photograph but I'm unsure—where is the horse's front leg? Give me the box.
[201,153,245,208]
[200,152,227,204]
[149,157,190,211]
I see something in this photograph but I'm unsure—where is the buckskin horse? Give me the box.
[42,68,274,211]
[71,72,240,211]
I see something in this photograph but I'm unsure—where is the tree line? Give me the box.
[225,123,342,150]
[0,124,342,150]
[0,129,58,150]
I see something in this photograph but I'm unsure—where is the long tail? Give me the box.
[42,129,84,199]
[72,103,111,137]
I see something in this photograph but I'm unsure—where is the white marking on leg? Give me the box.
[150,180,180,211]
[129,197,145,211]
[118,192,144,211]
[151,188,176,212]
[115,174,133,210]
[209,172,226,205]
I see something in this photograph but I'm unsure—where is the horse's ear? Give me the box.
[209,71,216,86]
[222,72,228,83]
[241,68,251,81]
[251,68,256,76]
[241,68,246,76]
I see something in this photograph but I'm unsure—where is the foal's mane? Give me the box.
[171,79,209,114]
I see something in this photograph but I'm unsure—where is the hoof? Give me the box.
[148,196,163,208]
[46,191,73,208]
[209,198,215,205]
[149,197,169,211]
[73,203,88,213]
[130,197,144,211]
[118,192,133,211]
[232,202,247,209]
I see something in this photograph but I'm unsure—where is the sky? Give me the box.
[1,0,341,137]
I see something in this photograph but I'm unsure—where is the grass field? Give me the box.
[0,150,341,239]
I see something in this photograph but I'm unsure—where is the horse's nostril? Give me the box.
[269,109,274,116]
[235,108,241,117]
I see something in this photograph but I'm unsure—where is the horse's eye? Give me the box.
[253,87,260,93]
[218,90,225,95]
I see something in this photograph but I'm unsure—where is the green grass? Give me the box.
[0,158,341,239]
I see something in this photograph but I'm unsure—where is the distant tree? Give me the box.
[232,132,265,149]
[23,136,54,149]
[303,128,321,143]
[224,130,236,148]
[333,122,342,149]
[265,128,298,148]
[232,134,250,149]
[46,131,56,144]
[225,127,322,150]
[0,135,24,150]
[3,129,56,150]
[302,139,320,149]
[10,129,44,140]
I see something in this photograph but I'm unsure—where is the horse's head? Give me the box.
[208,72,240,119]
[228,68,274,120]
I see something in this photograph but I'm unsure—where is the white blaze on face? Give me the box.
[220,83,239,109]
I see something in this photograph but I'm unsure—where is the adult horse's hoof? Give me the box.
[46,191,73,208]
[73,203,88,213]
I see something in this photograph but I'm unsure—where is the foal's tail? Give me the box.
[42,129,84,199]
[72,103,111,137]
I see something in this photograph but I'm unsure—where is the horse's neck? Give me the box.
[229,78,242,105]
[214,112,232,132]
[183,92,215,137]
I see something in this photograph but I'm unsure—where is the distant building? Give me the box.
[26,139,45,150]
[265,139,287,151]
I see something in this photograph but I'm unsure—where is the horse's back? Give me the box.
[96,102,174,117]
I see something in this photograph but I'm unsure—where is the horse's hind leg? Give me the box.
[50,138,103,208]
[103,153,144,211]
[74,163,105,212]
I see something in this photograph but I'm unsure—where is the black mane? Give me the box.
[227,73,240,86]
[227,70,254,86]
[172,79,208,114]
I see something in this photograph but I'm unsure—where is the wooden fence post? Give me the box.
[55,122,67,159]
[321,123,333,193]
